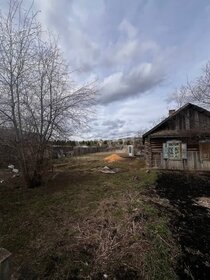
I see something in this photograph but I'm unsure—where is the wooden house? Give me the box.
[142,103,210,170]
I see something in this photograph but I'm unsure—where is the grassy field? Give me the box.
[0,153,178,279]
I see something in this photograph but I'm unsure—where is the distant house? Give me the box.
[142,103,210,170]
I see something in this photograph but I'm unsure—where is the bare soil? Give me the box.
[155,172,210,280]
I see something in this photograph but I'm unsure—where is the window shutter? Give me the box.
[182,143,187,159]
[163,143,168,159]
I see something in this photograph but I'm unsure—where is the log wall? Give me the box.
[145,137,210,171]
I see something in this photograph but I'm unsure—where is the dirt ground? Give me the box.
[155,172,210,280]
[0,153,177,280]
[4,153,210,279]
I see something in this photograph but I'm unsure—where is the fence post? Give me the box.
[0,248,12,280]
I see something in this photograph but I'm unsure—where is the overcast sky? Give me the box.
[3,0,210,139]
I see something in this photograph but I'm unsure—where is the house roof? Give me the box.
[142,103,210,142]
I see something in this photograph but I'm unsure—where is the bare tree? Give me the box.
[0,0,96,187]
[169,62,210,109]
[169,85,190,108]
[136,129,147,138]
[188,62,210,108]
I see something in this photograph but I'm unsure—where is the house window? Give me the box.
[168,142,181,160]
[163,141,187,160]
[200,142,210,161]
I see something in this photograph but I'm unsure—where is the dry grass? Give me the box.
[0,153,178,279]
[73,192,148,277]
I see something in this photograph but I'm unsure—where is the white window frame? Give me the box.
[163,140,187,160]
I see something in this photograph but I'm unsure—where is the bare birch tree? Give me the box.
[0,0,96,187]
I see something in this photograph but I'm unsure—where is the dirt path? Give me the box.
[155,172,210,280]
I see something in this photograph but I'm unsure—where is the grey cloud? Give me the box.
[37,0,101,72]
[32,0,210,140]
[118,19,138,39]
[88,126,137,140]
[104,39,159,69]
[103,19,159,68]
[103,119,125,127]
[84,93,169,139]
[98,62,165,104]
[100,128,137,139]
[87,118,130,139]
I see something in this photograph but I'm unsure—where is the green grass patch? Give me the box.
[144,206,178,280]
